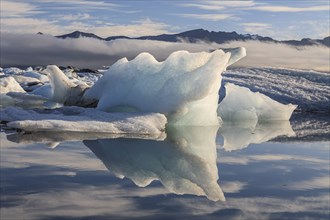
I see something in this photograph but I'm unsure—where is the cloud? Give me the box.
[182,1,256,10]
[251,5,330,12]
[241,22,272,34]
[0,0,42,17]
[27,0,120,10]
[1,33,329,72]
[56,13,91,21]
[0,16,171,37]
[90,19,171,37]
[179,13,233,21]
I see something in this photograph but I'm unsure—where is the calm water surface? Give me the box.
[1,115,329,220]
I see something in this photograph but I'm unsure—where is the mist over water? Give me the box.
[1,33,329,72]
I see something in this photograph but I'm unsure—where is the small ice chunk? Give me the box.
[23,71,49,83]
[0,76,25,94]
[42,65,89,105]
[31,84,53,99]
[218,83,297,122]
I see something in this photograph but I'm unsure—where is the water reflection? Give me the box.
[3,120,298,202]
[84,126,225,201]
[1,116,329,219]
[218,120,295,151]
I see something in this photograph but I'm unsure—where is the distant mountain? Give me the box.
[56,31,104,40]
[54,29,330,47]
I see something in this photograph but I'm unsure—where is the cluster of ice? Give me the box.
[218,83,297,122]
[0,48,304,136]
[0,106,166,136]
[84,126,224,201]
[84,48,246,125]
[222,67,329,112]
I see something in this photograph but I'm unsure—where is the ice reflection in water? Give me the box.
[3,120,298,202]
[2,116,329,220]
[84,126,224,201]
[218,120,295,151]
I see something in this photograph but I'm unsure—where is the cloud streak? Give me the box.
[179,13,233,21]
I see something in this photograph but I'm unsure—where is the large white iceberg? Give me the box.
[84,48,246,125]
[218,83,297,122]
[84,126,224,201]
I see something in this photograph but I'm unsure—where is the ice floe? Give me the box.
[0,106,166,136]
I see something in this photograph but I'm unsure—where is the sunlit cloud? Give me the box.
[241,22,272,34]
[182,0,256,10]
[0,17,171,37]
[251,5,329,12]
[179,13,233,21]
[56,13,91,21]
[0,0,42,17]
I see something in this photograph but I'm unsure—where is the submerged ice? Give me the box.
[84,48,246,125]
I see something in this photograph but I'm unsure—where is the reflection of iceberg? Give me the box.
[84,49,246,125]
[218,121,296,151]
[83,126,225,201]
[218,83,297,122]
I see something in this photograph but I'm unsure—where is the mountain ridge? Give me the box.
[55,29,330,47]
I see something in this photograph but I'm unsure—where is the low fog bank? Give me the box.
[1,33,329,72]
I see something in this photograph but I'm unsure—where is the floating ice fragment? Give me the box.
[84,48,246,125]
[42,65,89,105]
[1,106,166,136]
[218,83,297,122]
[0,76,25,94]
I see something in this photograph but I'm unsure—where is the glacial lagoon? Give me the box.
[1,113,329,220]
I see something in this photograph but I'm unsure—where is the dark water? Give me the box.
[0,116,329,220]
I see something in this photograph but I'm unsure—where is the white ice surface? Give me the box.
[0,76,25,94]
[218,83,297,122]
[84,48,246,125]
[30,84,53,99]
[1,106,167,136]
[84,126,224,201]
[23,71,49,83]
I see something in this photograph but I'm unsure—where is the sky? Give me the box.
[1,0,329,40]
